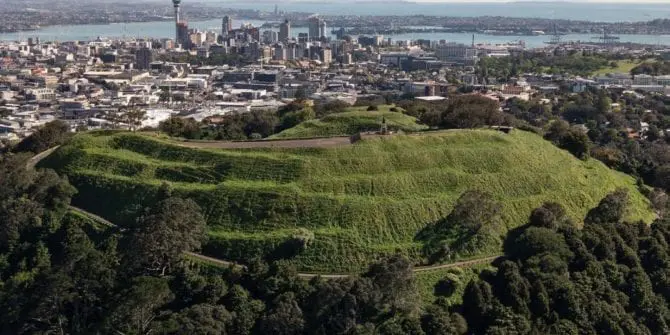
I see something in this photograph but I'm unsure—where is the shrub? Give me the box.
[419,95,505,129]
[14,120,72,154]
[367,105,379,111]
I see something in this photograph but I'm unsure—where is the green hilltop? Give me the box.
[40,129,654,272]
[271,107,428,139]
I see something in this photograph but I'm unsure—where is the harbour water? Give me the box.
[197,2,670,23]
[1,2,670,48]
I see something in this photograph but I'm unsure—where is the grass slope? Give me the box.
[41,129,654,272]
[270,107,428,139]
[592,59,650,76]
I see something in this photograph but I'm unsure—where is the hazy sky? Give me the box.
[410,0,670,2]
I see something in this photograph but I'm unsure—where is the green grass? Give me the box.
[270,106,428,139]
[592,59,648,76]
[41,129,655,272]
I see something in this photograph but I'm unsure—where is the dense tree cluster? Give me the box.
[631,61,670,76]
[13,120,72,154]
[478,52,613,81]
[159,99,356,141]
[419,95,511,129]
[461,189,670,334]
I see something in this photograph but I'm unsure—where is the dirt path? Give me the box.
[176,136,356,149]
[26,146,60,169]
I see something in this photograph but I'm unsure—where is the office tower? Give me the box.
[135,47,153,70]
[263,31,278,44]
[177,22,190,48]
[172,0,182,43]
[308,17,323,41]
[320,48,332,65]
[222,16,232,36]
[274,44,286,61]
[205,31,218,44]
[279,19,291,43]
[319,20,327,40]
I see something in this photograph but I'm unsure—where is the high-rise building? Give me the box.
[177,22,190,48]
[320,48,332,65]
[308,17,326,41]
[135,47,153,70]
[222,16,232,36]
[172,0,182,43]
[262,31,278,44]
[205,31,218,44]
[320,20,327,40]
[274,44,286,61]
[279,19,291,43]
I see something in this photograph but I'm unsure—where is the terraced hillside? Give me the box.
[270,108,428,139]
[40,130,654,272]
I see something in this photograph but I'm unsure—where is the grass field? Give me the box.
[270,106,427,139]
[592,59,649,76]
[40,129,654,272]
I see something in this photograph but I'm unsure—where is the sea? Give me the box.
[1,2,670,48]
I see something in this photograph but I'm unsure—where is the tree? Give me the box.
[528,202,568,230]
[505,227,573,262]
[159,117,202,139]
[105,276,173,334]
[121,107,147,131]
[294,86,307,102]
[560,129,591,160]
[279,107,315,131]
[155,304,233,334]
[362,254,420,315]
[441,190,502,235]
[585,188,629,225]
[420,95,505,129]
[14,120,71,154]
[258,292,305,335]
[125,197,206,276]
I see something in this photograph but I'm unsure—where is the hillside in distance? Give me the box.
[270,108,428,139]
[40,129,654,272]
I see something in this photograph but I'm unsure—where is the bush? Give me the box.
[14,120,72,154]
[419,95,506,129]
[367,105,379,111]
[159,117,202,139]
[279,108,315,132]
[314,100,351,117]
[434,273,461,297]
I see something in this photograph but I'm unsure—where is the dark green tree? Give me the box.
[125,197,206,276]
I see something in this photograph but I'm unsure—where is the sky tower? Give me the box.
[172,0,182,43]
